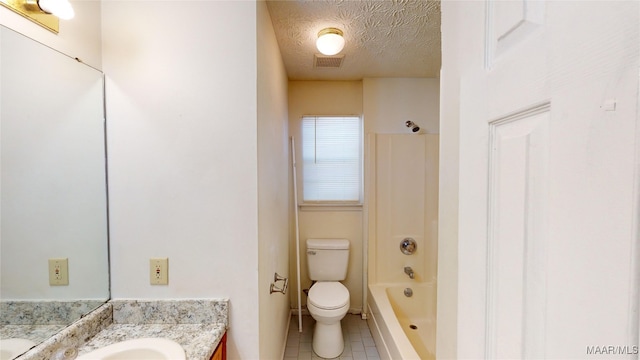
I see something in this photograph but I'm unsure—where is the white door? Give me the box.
[444,1,640,358]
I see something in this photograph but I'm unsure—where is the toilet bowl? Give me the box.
[307,281,350,359]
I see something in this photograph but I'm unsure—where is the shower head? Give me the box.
[405,121,420,133]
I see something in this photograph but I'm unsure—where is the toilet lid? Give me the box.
[308,282,349,310]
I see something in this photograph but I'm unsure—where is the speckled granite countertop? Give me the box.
[17,299,229,360]
[18,303,112,360]
[0,300,105,344]
[1,300,106,326]
[0,324,66,344]
[77,323,225,359]
[79,299,229,360]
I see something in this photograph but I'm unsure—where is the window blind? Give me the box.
[301,116,362,202]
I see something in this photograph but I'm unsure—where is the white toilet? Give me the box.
[306,238,350,359]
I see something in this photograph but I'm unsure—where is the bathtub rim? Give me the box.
[367,283,425,360]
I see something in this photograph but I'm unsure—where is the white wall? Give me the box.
[256,1,290,359]
[102,2,259,359]
[0,0,102,69]
[288,81,364,314]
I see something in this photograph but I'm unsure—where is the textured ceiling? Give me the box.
[266,0,441,81]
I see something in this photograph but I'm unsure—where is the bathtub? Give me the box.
[367,283,436,360]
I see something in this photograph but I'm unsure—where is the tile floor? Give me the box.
[284,314,381,360]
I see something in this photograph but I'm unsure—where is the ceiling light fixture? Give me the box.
[316,27,345,56]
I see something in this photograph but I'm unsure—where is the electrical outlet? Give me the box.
[150,258,168,285]
[48,258,69,286]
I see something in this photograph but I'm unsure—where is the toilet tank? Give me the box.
[306,238,350,281]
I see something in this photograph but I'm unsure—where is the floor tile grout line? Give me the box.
[284,314,380,360]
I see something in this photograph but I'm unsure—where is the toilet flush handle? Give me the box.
[307,250,316,255]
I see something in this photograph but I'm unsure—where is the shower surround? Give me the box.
[366,133,439,359]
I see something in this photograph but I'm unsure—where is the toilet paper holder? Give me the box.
[270,272,288,294]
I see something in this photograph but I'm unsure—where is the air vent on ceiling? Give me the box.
[314,54,344,68]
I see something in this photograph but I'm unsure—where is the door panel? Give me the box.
[450,1,640,358]
[487,0,545,62]
[487,104,550,359]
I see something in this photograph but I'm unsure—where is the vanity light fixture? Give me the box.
[0,0,75,33]
[35,0,74,20]
[316,27,345,56]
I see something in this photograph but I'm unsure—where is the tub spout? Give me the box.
[404,266,414,279]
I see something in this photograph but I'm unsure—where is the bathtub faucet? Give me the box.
[404,266,414,279]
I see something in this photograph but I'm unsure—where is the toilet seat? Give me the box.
[308,282,349,310]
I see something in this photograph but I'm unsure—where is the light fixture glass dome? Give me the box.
[316,28,345,56]
[38,0,75,20]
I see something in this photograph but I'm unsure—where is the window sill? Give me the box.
[299,203,363,212]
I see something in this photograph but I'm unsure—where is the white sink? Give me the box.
[76,338,185,360]
[0,338,37,360]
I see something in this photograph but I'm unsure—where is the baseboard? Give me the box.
[280,310,292,359]
[291,307,310,316]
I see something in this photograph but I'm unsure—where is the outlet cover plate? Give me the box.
[150,258,168,285]
[48,258,69,286]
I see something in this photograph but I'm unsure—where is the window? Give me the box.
[301,116,362,203]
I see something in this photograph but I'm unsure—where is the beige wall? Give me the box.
[363,78,440,288]
[363,78,440,134]
[288,79,440,317]
[288,81,364,314]
[257,1,290,359]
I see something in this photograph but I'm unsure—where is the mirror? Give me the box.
[0,25,109,354]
